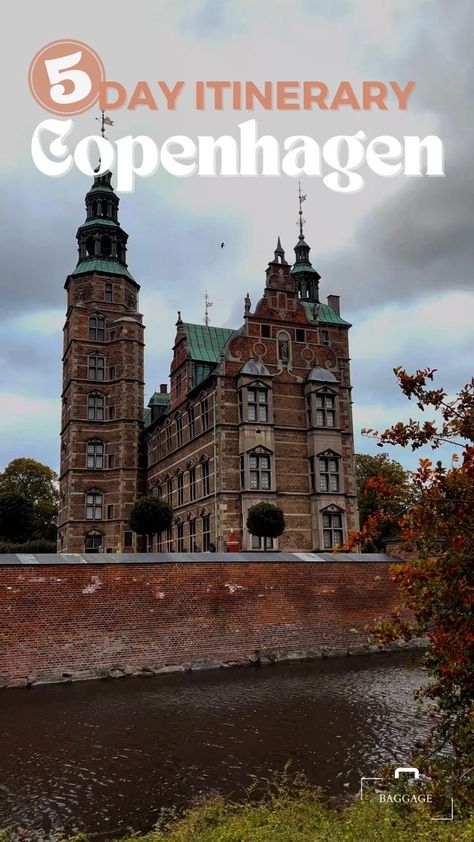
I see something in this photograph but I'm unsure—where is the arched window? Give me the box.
[86,440,104,469]
[201,457,210,496]
[89,315,105,341]
[188,463,196,501]
[177,470,184,506]
[88,393,104,420]
[176,518,184,552]
[86,236,95,257]
[176,413,183,447]
[85,489,103,521]
[101,236,111,258]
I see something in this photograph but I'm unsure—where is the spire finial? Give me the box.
[297,181,307,238]
[204,291,213,326]
[96,110,115,139]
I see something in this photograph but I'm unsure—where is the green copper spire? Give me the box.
[71,170,135,280]
[291,182,320,301]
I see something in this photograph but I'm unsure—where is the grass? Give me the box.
[5,783,469,842]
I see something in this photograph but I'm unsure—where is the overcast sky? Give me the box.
[1,0,472,474]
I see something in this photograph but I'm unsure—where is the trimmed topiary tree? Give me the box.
[0,491,34,543]
[246,502,285,547]
[129,495,173,551]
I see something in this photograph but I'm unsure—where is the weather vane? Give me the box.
[204,291,213,326]
[297,181,307,237]
[96,109,114,139]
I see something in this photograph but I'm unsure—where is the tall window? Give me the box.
[105,283,113,303]
[177,472,184,506]
[177,521,184,552]
[166,526,173,552]
[85,490,103,520]
[87,440,104,469]
[88,393,104,420]
[176,414,183,447]
[201,396,209,430]
[202,515,211,551]
[189,466,196,501]
[316,391,336,427]
[89,315,105,341]
[322,511,344,549]
[175,371,182,397]
[85,532,102,552]
[189,518,197,551]
[88,354,105,381]
[319,329,330,346]
[319,456,340,492]
[247,386,268,422]
[166,477,173,503]
[202,459,210,496]
[249,452,271,490]
[188,405,195,439]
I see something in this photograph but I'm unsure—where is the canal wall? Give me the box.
[0,552,410,688]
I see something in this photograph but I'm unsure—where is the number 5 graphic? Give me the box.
[44,51,91,104]
[29,40,105,115]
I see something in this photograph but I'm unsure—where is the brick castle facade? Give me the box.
[59,174,359,553]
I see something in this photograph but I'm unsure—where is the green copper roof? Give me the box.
[291,262,320,276]
[70,257,135,281]
[302,301,351,326]
[148,391,170,406]
[143,407,152,427]
[183,323,236,363]
[79,218,120,228]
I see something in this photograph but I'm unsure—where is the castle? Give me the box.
[58,173,359,553]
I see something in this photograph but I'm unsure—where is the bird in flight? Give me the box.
[220,242,225,248]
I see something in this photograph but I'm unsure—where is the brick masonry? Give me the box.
[0,559,409,688]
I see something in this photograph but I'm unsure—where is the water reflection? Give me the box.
[0,651,430,840]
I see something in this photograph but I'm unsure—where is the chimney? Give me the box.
[327,294,340,316]
[160,383,168,393]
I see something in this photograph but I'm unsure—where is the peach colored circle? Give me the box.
[28,39,105,115]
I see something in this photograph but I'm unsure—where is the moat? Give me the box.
[0,651,430,840]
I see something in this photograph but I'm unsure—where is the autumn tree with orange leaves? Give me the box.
[348,368,474,809]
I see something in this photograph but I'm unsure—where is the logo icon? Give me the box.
[28,39,105,115]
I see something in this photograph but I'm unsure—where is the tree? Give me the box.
[355,453,414,550]
[129,495,173,549]
[0,492,34,542]
[0,458,58,540]
[348,368,474,808]
[247,502,285,546]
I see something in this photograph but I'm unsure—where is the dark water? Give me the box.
[0,651,430,840]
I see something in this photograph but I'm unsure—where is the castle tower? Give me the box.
[58,172,145,553]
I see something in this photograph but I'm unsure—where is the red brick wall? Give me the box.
[0,561,402,688]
